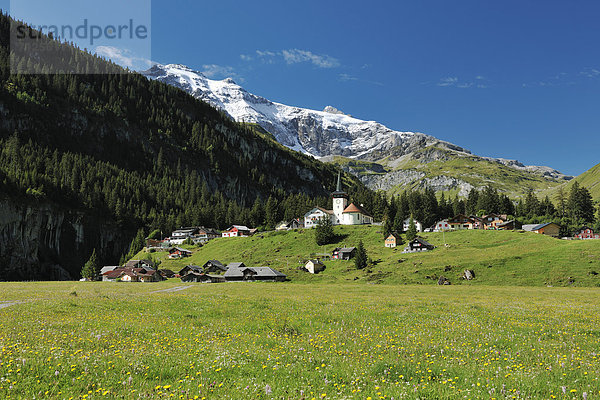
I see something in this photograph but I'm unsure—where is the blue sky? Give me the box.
[3,0,600,175]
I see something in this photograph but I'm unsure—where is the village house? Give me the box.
[168,227,220,245]
[178,265,225,283]
[468,215,485,230]
[222,225,252,237]
[402,238,435,253]
[496,220,523,230]
[573,227,600,240]
[304,259,326,274]
[483,214,509,230]
[523,222,561,238]
[433,220,451,232]
[332,247,356,260]
[168,247,192,259]
[125,259,157,270]
[447,214,475,230]
[202,260,227,274]
[384,232,402,248]
[276,219,303,231]
[403,218,423,232]
[304,172,373,227]
[224,264,286,282]
[304,207,335,228]
[102,266,163,282]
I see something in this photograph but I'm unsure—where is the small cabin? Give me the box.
[332,247,356,260]
[305,260,326,274]
[402,238,435,253]
[384,232,402,248]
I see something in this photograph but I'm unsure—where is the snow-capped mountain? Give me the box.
[142,64,466,158]
[142,63,571,195]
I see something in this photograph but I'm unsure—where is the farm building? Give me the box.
[402,238,435,253]
[332,247,356,260]
[222,225,252,237]
[202,260,227,273]
[304,259,326,274]
[224,265,286,282]
[523,223,561,238]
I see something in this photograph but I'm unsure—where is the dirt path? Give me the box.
[0,301,23,309]
[149,285,193,294]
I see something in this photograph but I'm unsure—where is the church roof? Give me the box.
[342,203,372,217]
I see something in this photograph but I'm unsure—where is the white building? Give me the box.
[403,218,423,232]
[305,172,373,227]
[304,207,335,228]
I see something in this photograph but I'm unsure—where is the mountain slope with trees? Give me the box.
[0,12,373,280]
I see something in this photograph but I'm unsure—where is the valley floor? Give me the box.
[1,282,599,399]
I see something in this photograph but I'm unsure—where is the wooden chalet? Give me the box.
[384,232,402,248]
[202,260,227,273]
[402,238,435,253]
[574,227,600,240]
[332,247,356,260]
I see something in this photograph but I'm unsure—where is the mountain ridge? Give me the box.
[142,63,572,196]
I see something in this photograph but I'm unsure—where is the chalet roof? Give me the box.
[530,222,558,231]
[306,259,324,265]
[334,247,356,254]
[203,260,226,270]
[448,214,473,224]
[229,225,250,231]
[223,266,246,278]
[342,203,372,217]
[172,228,197,234]
[170,247,192,253]
[252,267,286,278]
[386,232,402,240]
[409,237,434,248]
[576,226,593,232]
[100,266,119,274]
[227,262,247,269]
[497,220,519,227]
[179,265,203,275]
[306,207,334,215]
[403,218,421,224]
[125,259,156,269]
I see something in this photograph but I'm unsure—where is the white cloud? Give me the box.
[281,49,340,68]
[95,46,153,71]
[580,68,600,78]
[201,64,243,82]
[438,77,458,87]
[338,73,358,82]
[242,49,341,69]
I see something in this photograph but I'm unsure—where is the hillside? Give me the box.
[0,13,365,280]
[328,146,569,197]
[144,64,571,196]
[543,162,600,201]
[133,227,600,287]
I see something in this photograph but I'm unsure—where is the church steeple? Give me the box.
[331,171,348,199]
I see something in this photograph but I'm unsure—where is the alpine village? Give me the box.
[3,4,600,400]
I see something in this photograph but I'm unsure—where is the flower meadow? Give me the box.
[1,282,599,399]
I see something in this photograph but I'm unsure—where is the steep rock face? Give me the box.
[0,199,130,281]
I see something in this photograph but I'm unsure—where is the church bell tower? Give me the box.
[331,172,348,224]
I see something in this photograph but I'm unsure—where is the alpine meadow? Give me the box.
[2,2,600,400]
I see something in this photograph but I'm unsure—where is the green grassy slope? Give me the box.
[133,226,600,287]
[543,162,600,201]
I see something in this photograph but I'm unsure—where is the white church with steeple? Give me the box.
[304,172,373,228]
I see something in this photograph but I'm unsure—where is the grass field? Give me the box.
[1,282,600,399]
[135,227,600,287]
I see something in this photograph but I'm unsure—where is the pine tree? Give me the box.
[81,248,99,280]
[315,216,335,246]
[406,217,418,241]
[354,240,368,270]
